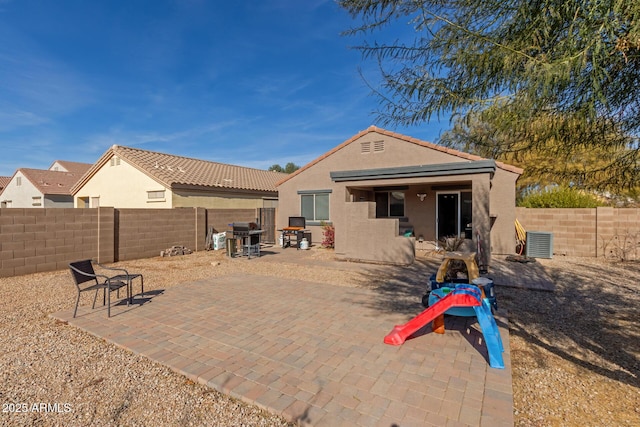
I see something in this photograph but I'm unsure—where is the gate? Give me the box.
[258,208,276,244]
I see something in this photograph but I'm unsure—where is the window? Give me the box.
[32,196,42,206]
[147,190,165,200]
[375,191,405,217]
[300,191,330,222]
[90,197,100,208]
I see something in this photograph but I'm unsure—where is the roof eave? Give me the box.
[330,160,497,182]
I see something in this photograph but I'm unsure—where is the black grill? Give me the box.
[232,223,261,245]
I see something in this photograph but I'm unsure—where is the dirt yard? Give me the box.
[499,256,640,426]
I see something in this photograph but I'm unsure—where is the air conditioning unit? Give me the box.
[526,231,554,259]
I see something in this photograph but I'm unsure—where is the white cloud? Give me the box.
[0,27,95,132]
[0,109,50,131]
[84,121,244,154]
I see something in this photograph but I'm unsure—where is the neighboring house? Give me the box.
[277,126,523,265]
[0,161,92,208]
[71,145,287,209]
[48,160,94,174]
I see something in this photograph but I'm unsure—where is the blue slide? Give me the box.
[473,298,505,369]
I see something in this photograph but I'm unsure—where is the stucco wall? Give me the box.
[489,168,520,255]
[74,158,172,208]
[341,202,415,265]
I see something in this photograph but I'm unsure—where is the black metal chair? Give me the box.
[69,260,130,318]
[94,262,144,304]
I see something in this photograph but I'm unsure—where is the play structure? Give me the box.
[384,284,505,368]
[423,251,497,313]
[383,252,504,369]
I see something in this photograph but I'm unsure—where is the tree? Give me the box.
[518,186,605,208]
[439,110,637,194]
[339,0,640,188]
[268,162,300,174]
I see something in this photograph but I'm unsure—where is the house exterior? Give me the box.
[277,126,523,265]
[71,145,287,209]
[0,161,92,208]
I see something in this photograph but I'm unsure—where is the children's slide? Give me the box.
[472,298,505,369]
[384,284,505,369]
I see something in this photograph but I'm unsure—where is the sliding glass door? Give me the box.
[437,191,472,240]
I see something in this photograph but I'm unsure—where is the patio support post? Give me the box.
[472,176,491,267]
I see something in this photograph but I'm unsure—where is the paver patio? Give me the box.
[52,263,515,426]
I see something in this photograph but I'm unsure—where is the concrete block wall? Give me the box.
[97,207,115,263]
[0,208,99,277]
[0,207,264,278]
[205,208,258,234]
[609,208,640,260]
[516,207,640,259]
[2,206,638,277]
[116,208,202,261]
[596,207,614,258]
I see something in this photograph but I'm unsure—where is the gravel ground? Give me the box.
[501,256,640,427]
[0,248,638,426]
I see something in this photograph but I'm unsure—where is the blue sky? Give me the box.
[0,0,448,177]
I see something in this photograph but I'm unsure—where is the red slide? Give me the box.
[384,291,481,345]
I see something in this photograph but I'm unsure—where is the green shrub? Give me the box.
[518,186,605,208]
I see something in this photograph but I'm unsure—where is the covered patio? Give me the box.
[334,160,498,266]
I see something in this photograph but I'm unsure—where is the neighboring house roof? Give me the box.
[49,160,93,174]
[277,126,523,186]
[0,176,10,194]
[17,168,86,195]
[71,145,288,194]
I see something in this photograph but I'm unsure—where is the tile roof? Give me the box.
[277,126,523,186]
[50,160,93,174]
[72,145,288,194]
[0,176,10,193]
[19,168,86,195]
